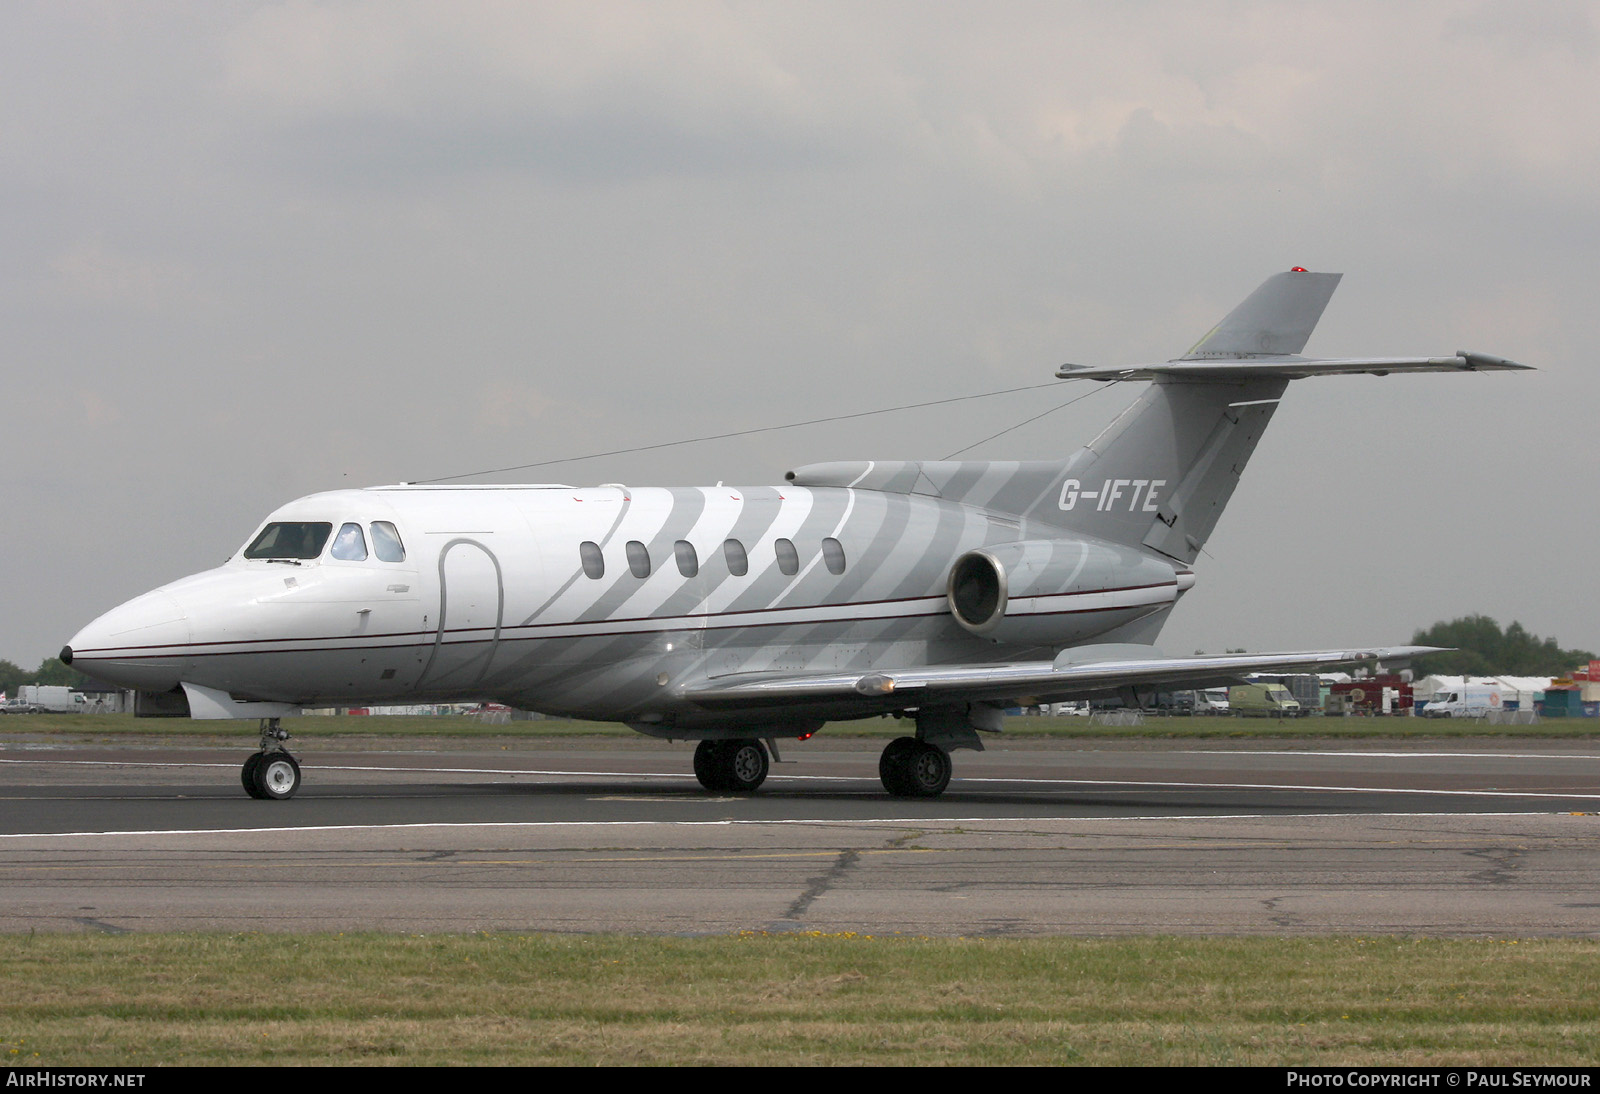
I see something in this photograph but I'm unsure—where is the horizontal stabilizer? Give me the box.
[679,646,1443,710]
[1056,351,1531,383]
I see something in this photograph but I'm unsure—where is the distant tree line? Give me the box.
[1410,616,1595,677]
[0,657,97,695]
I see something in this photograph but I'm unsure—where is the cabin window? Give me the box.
[371,521,406,562]
[674,540,699,578]
[331,522,368,561]
[244,522,332,560]
[579,541,605,579]
[775,537,799,576]
[822,537,847,575]
[723,539,748,577]
[626,540,651,578]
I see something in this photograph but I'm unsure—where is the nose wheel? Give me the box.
[244,751,301,799]
[693,738,770,792]
[242,718,301,800]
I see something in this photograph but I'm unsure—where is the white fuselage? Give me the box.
[66,483,1189,730]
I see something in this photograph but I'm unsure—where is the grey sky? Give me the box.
[4,1,1597,669]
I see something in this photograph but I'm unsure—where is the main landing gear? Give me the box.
[693,738,770,792]
[878,736,952,798]
[684,707,983,799]
[242,717,301,800]
[689,734,954,797]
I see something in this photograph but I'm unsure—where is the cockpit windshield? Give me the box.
[244,522,333,560]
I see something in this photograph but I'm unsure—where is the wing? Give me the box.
[677,644,1441,712]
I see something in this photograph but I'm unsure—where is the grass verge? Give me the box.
[2,933,1596,1066]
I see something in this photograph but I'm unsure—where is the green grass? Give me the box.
[2,934,1596,1065]
[4,711,1598,742]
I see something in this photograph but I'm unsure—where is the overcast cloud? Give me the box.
[3,0,1596,668]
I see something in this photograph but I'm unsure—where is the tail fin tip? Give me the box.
[1182,269,1343,359]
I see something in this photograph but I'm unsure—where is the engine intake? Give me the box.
[946,539,1189,647]
[948,550,1006,633]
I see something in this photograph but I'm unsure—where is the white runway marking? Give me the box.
[960,776,1600,800]
[1177,749,1600,760]
[0,757,698,779]
[0,810,1576,840]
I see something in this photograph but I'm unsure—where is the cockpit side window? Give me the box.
[370,521,406,562]
[331,522,368,561]
[244,522,332,560]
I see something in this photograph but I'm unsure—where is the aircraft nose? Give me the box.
[66,589,193,691]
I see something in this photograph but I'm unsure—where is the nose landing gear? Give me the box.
[242,717,301,800]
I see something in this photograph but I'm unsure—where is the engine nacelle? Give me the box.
[947,538,1192,647]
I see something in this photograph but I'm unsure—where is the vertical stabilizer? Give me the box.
[1025,378,1288,564]
[1022,270,1342,562]
[1182,270,1341,358]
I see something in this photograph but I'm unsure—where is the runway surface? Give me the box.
[4,736,1600,936]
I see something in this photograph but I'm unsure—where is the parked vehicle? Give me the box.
[1228,682,1301,717]
[2,685,89,714]
[1329,676,1414,715]
[1421,685,1503,718]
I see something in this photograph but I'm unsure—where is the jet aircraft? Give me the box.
[63,270,1528,800]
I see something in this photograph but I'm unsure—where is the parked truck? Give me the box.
[1328,676,1415,715]
[1228,682,1301,717]
[2,686,89,714]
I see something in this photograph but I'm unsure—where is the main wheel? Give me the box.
[722,739,769,792]
[878,736,919,796]
[250,751,301,800]
[241,753,266,798]
[693,739,728,791]
[879,738,951,798]
[694,738,769,793]
[903,741,951,798]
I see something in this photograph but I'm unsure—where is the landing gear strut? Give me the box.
[693,738,770,792]
[242,717,301,800]
[878,736,952,798]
